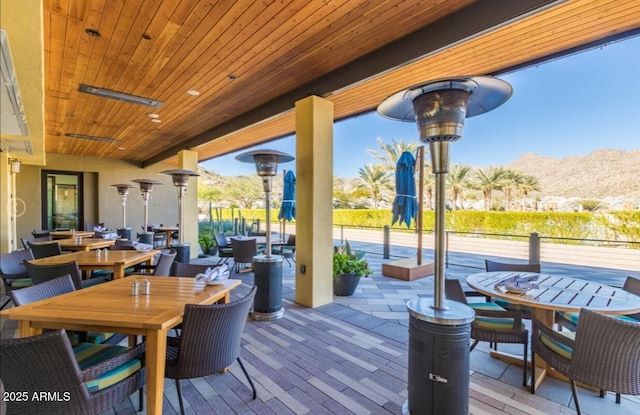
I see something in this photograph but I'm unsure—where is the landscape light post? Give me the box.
[379,76,512,415]
[236,149,294,321]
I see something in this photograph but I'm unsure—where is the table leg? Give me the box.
[145,328,168,415]
[530,308,555,391]
[18,321,41,338]
[113,263,125,280]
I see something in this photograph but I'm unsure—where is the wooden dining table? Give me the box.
[466,271,640,389]
[0,276,242,415]
[27,249,160,280]
[153,226,179,247]
[50,230,94,239]
[32,237,117,251]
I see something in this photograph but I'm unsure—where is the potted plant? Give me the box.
[333,240,369,296]
[198,232,216,256]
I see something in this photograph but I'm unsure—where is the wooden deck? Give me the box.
[2,281,639,415]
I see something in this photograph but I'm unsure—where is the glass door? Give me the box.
[41,170,84,230]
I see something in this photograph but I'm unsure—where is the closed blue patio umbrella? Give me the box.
[392,151,418,228]
[278,170,296,222]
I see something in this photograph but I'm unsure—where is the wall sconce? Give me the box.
[9,158,21,174]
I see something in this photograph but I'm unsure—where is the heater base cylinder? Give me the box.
[138,232,154,245]
[405,298,474,415]
[171,244,190,263]
[117,228,131,241]
[251,255,284,321]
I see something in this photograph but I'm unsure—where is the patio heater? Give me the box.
[131,178,163,245]
[160,169,200,263]
[236,149,294,321]
[110,183,134,240]
[378,76,511,415]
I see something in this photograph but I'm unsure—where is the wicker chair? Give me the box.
[0,249,34,309]
[170,262,212,277]
[445,278,529,386]
[557,276,640,331]
[165,286,257,415]
[531,308,640,414]
[0,329,145,415]
[31,229,51,238]
[271,234,296,267]
[24,260,110,289]
[128,248,176,276]
[485,259,541,318]
[214,233,234,265]
[21,235,52,249]
[231,238,258,273]
[25,240,63,259]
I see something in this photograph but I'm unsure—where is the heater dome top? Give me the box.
[377,76,512,122]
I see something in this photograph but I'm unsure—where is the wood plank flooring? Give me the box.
[3,282,639,415]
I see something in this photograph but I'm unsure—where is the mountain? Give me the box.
[506,149,640,198]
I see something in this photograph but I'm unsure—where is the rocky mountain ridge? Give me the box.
[505,149,640,199]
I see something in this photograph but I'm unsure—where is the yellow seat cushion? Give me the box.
[539,330,575,360]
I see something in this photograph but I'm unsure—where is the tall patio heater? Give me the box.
[110,183,134,240]
[236,149,294,321]
[160,169,200,263]
[378,76,511,415]
[131,178,163,245]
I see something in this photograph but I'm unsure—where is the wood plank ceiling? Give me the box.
[43,0,640,167]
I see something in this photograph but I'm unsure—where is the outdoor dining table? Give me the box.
[27,249,160,280]
[153,226,179,247]
[0,276,242,415]
[32,237,117,251]
[466,271,640,390]
[50,230,94,239]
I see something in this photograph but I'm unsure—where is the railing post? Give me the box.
[529,232,540,264]
[383,225,390,259]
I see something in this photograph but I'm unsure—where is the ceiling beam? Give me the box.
[142,0,562,167]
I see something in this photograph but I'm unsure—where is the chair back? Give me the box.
[444,279,469,305]
[485,260,541,273]
[231,238,258,264]
[214,233,230,248]
[152,249,177,275]
[623,276,640,320]
[110,239,136,250]
[0,249,34,277]
[31,229,51,238]
[172,286,257,379]
[26,241,62,259]
[10,275,76,306]
[171,262,211,277]
[85,222,105,231]
[569,308,640,396]
[21,236,52,249]
[24,260,83,290]
[286,234,296,246]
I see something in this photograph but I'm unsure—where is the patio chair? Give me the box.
[272,234,296,267]
[26,240,63,259]
[0,249,34,309]
[0,329,145,415]
[214,233,234,265]
[20,235,52,249]
[485,259,541,318]
[556,275,640,331]
[531,308,640,414]
[24,260,110,289]
[109,239,136,250]
[231,237,258,273]
[85,222,105,231]
[31,229,51,238]
[170,262,212,277]
[165,286,257,415]
[445,278,529,386]
[128,248,176,276]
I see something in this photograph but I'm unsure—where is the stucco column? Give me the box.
[295,95,334,307]
[177,150,199,259]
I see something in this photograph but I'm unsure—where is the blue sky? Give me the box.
[201,35,640,178]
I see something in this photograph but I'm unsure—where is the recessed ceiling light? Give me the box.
[85,28,101,37]
[227,74,237,80]
[186,90,200,96]
[118,147,125,150]
[147,113,160,118]
[142,33,152,40]
[151,119,162,123]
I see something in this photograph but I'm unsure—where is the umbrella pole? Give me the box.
[416,146,424,265]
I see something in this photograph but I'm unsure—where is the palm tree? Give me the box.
[447,164,472,210]
[366,137,418,173]
[501,169,524,212]
[357,163,393,208]
[473,166,505,210]
[517,174,542,211]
